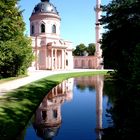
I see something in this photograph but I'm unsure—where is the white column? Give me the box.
[55,49,57,70]
[51,48,54,70]
[58,52,61,69]
[61,49,64,69]
[35,36,38,70]
[46,46,49,69]
[58,51,60,69]
[48,50,51,69]
[63,49,66,69]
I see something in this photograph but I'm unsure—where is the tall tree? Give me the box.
[100,0,140,80]
[0,0,25,41]
[0,0,33,78]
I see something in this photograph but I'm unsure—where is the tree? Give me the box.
[100,0,140,80]
[0,0,25,41]
[73,43,87,56]
[87,43,95,56]
[130,43,140,90]
[0,0,33,78]
[73,43,96,56]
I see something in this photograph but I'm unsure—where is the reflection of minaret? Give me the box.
[95,0,103,69]
[95,75,104,140]
[33,78,73,139]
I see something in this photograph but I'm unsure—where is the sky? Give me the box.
[19,0,111,48]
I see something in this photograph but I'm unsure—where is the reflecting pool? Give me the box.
[21,75,112,140]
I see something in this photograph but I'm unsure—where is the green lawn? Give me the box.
[0,71,108,140]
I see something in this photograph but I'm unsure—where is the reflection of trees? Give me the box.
[76,84,86,91]
[88,85,95,91]
[75,76,96,91]
[102,79,140,140]
[76,84,95,91]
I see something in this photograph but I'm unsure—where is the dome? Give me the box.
[32,0,59,15]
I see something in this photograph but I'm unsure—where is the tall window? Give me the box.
[42,111,46,120]
[31,25,34,35]
[53,110,57,118]
[66,59,68,66]
[41,24,45,33]
[52,24,56,33]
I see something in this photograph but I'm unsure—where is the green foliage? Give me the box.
[73,43,87,56]
[87,43,95,56]
[100,1,140,138]
[0,0,33,78]
[102,78,140,140]
[101,0,140,135]
[0,0,24,41]
[72,43,95,56]
[100,0,140,79]
[0,37,33,77]
[129,43,140,90]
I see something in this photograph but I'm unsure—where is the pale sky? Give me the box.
[19,0,111,48]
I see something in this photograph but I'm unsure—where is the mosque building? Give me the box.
[30,0,73,70]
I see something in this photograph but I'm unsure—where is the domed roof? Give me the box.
[32,0,59,15]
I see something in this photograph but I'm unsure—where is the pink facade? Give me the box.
[74,56,97,69]
[74,56,103,69]
[30,0,73,70]
[74,55,103,69]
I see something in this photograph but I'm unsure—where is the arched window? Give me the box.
[31,25,34,35]
[52,24,56,33]
[41,24,45,33]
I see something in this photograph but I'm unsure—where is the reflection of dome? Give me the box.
[32,0,59,15]
[33,123,60,140]
[44,127,60,139]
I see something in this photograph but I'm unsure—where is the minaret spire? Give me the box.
[95,0,103,69]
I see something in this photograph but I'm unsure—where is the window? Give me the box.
[53,110,57,118]
[42,111,46,120]
[41,24,45,33]
[31,25,34,35]
[52,24,56,33]
[66,59,68,66]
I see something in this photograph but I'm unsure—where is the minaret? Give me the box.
[95,0,103,69]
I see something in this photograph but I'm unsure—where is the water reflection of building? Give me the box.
[95,75,104,140]
[74,75,104,140]
[33,78,73,140]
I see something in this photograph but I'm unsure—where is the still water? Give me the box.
[22,75,111,140]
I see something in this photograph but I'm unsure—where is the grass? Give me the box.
[0,71,108,140]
